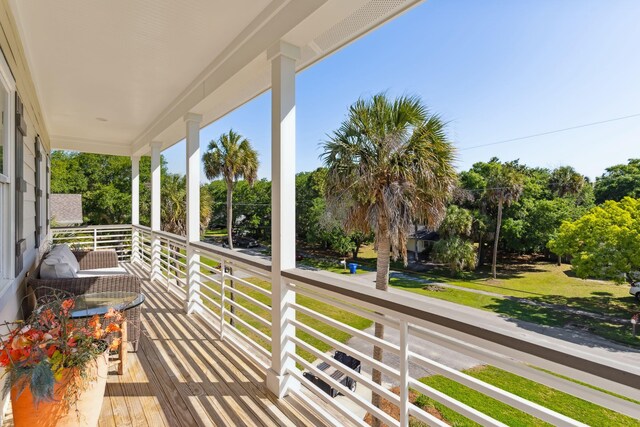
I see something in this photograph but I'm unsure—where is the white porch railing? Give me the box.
[55,225,640,426]
[52,225,133,261]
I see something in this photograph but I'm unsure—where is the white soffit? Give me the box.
[10,0,422,156]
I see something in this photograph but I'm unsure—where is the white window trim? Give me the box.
[0,49,16,286]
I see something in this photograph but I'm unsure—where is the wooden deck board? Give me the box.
[4,263,335,427]
[109,264,334,426]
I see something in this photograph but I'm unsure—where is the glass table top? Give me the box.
[69,291,145,318]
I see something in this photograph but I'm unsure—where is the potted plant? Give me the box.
[0,296,123,427]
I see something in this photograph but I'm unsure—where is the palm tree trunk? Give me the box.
[226,181,234,250]
[477,232,484,269]
[492,196,503,279]
[371,221,390,427]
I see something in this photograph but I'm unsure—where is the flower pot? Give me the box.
[10,351,109,427]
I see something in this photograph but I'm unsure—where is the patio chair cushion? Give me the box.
[40,256,77,279]
[75,266,129,278]
[50,244,80,272]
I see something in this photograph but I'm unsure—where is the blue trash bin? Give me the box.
[348,263,358,274]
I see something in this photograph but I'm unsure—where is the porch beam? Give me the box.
[150,141,162,282]
[266,40,300,398]
[185,112,202,314]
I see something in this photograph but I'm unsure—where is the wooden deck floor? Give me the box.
[96,263,333,427]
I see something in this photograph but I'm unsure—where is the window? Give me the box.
[0,75,8,182]
[0,49,15,282]
[35,136,42,247]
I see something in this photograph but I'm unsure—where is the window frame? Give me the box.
[0,49,15,283]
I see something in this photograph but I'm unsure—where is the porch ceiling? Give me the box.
[9,0,421,157]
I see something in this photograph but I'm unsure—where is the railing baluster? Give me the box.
[399,320,409,427]
[220,258,227,339]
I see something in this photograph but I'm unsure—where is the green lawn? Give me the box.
[348,244,640,346]
[204,228,228,237]
[415,366,640,427]
[388,262,640,346]
[200,277,372,362]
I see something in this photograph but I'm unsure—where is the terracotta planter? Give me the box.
[10,351,109,427]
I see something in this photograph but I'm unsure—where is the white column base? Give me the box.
[266,368,300,398]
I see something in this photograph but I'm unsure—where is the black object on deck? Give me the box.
[303,351,362,398]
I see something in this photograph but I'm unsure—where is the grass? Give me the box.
[415,366,640,427]
[353,244,640,346]
[200,276,372,363]
[204,228,228,237]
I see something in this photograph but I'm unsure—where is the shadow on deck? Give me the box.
[96,262,332,426]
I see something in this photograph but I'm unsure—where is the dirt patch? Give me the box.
[422,284,446,292]
[363,386,448,426]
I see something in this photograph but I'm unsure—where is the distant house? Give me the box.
[50,194,83,226]
[407,225,439,261]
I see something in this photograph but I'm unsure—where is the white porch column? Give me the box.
[150,141,162,282]
[266,41,300,398]
[185,112,203,314]
[131,155,140,264]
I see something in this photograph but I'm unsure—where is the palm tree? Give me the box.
[202,129,259,249]
[161,174,187,236]
[550,166,585,197]
[321,93,456,424]
[485,164,524,279]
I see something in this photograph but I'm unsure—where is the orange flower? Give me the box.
[105,323,120,333]
[88,315,101,329]
[92,329,103,340]
[109,338,121,351]
[61,299,74,314]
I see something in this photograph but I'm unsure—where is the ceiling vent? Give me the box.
[313,0,410,52]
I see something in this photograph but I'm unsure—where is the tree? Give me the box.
[432,206,476,274]
[321,93,456,424]
[549,166,585,197]
[548,197,640,283]
[594,159,640,203]
[485,162,524,279]
[202,129,259,249]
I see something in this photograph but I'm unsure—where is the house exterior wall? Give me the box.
[0,2,50,412]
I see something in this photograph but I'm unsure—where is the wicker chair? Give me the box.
[28,250,142,351]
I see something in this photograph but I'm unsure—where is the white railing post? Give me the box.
[266,41,300,398]
[399,320,409,427]
[93,227,98,251]
[150,141,163,283]
[185,112,202,314]
[220,259,227,339]
[131,156,140,264]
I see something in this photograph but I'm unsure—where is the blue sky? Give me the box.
[163,0,640,181]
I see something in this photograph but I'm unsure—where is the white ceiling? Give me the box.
[10,0,421,156]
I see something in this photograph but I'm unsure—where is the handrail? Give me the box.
[282,267,640,395]
[152,229,187,244]
[52,224,131,231]
[191,240,271,272]
[132,224,151,232]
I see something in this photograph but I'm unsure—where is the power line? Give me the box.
[459,112,640,151]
